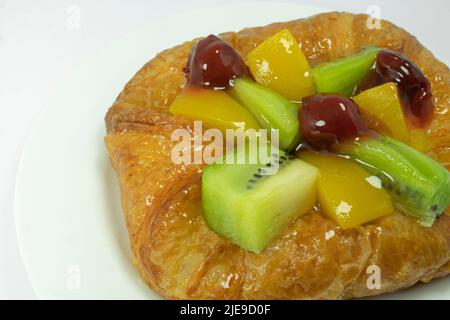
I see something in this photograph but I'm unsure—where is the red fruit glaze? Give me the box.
[301,94,370,150]
[184,35,246,89]
[355,69,384,94]
[376,50,434,127]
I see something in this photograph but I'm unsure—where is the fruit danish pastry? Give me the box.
[105,12,450,299]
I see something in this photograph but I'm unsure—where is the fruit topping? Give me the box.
[299,151,393,228]
[375,50,434,128]
[353,82,410,143]
[184,35,246,89]
[230,78,300,150]
[311,47,379,96]
[169,87,260,132]
[202,144,318,253]
[338,136,450,227]
[246,29,314,101]
[300,94,370,150]
[353,82,430,151]
[355,69,384,94]
[177,30,446,233]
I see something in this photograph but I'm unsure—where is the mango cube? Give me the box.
[169,87,260,132]
[246,29,314,101]
[353,82,430,151]
[299,151,394,229]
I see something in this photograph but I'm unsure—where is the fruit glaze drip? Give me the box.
[184,35,247,89]
[358,50,434,128]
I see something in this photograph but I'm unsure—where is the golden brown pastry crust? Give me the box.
[105,12,450,299]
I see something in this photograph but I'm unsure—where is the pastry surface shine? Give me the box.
[105,12,450,299]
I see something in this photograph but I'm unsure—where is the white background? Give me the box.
[1,0,449,299]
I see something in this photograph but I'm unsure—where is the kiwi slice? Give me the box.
[338,136,450,226]
[229,78,300,150]
[311,47,380,96]
[202,144,318,253]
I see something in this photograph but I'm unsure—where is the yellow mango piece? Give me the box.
[169,87,260,132]
[409,128,430,153]
[353,82,431,152]
[246,29,314,102]
[299,151,394,229]
[353,83,410,143]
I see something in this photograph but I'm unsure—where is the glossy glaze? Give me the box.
[300,94,370,150]
[376,50,434,127]
[184,35,246,89]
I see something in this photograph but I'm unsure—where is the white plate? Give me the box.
[15,2,450,300]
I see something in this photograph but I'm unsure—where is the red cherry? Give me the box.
[376,50,434,127]
[185,35,246,89]
[301,94,370,150]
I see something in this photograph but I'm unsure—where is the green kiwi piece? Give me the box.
[229,78,300,150]
[338,136,450,226]
[202,144,318,253]
[311,47,380,96]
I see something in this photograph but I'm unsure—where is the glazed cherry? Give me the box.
[376,50,434,127]
[355,69,384,94]
[184,35,246,89]
[301,94,370,150]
